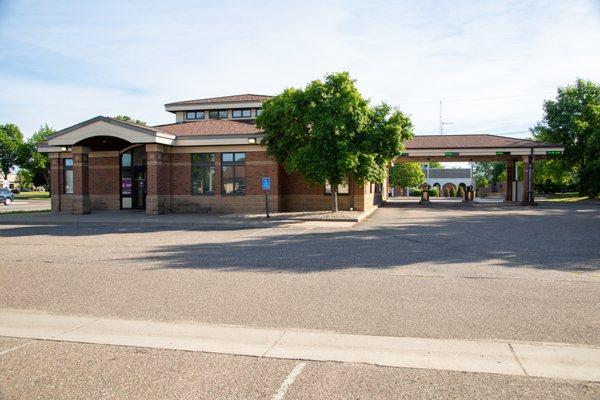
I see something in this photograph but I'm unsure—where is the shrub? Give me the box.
[457,186,465,198]
[443,187,450,197]
[578,160,600,198]
[428,188,439,197]
[449,187,457,197]
[410,188,421,196]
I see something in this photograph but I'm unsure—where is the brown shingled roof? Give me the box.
[405,134,560,149]
[152,120,262,137]
[165,94,273,107]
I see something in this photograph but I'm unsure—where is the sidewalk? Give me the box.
[1,309,599,382]
[0,208,375,227]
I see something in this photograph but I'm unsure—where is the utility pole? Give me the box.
[439,100,454,135]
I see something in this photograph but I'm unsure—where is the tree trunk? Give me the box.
[331,186,339,212]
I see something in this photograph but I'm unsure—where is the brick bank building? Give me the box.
[39,94,384,215]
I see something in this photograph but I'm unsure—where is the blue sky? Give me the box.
[1,0,600,139]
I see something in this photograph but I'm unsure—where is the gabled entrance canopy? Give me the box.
[38,116,176,153]
[397,134,564,162]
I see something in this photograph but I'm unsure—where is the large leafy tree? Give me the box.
[532,79,600,197]
[21,124,55,189]
[473,162,505,187]
[257,72,413,211]
[534,158,577,194]
[389,162,425,188]
[114,115,147,126]
[0,123,25,182]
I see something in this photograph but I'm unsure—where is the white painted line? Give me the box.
[272,362,306,400]
[0,340,36,357]
[1,309,599,382]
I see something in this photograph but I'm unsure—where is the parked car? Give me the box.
[1,188,14,205]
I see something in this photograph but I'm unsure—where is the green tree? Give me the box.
[532,79,600,197]
[0,123,25,182]
[114,115,147,126]
[389,162,425,189]
[425,161,443,168]
[473,161,505,187]
[257,72,413,211]
[534,158,577,194]
[17,168,33,189]
[20,124,55,189]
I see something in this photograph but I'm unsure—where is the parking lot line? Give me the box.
[272,362,306,400]
[1,308,599,382]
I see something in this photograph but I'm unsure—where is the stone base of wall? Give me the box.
[169,195,281,214]
[56,194,74,213]
[90,194,120,210]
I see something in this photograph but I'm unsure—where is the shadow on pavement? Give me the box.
[1,203,598,273]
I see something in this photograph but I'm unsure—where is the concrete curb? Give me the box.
[1,309,598,382]
[0,207,380,226]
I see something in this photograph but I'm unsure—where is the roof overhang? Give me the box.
[38,116,176,152]
[172,134,265,146]
[396,146,565,162]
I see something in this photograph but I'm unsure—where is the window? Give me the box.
[186,111,205,120]
[256,109,263,116]
[192,153,215,195]
[209,110,228,119]
[232,109,252,119]
[325,176,350,195]
[221,152,246,195]
[64,158,73,194]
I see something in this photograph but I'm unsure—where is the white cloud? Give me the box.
[0,0,599,137]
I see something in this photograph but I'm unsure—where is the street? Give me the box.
[0,203,599,398]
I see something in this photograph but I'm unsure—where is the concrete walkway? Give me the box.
[0,209,370,226]
[1,309,598,382]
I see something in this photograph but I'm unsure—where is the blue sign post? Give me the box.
[261,177,271,218]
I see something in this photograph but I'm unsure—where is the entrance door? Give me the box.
[133,169,146,209]
[120,146,147,210]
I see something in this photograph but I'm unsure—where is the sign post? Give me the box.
[261,177,271,218]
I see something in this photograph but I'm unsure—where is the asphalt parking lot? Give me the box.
[0,202,599,398]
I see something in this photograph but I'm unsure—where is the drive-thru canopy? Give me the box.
[396,134,564,204]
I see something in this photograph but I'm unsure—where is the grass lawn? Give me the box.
[537,192,591,202]
[0,209,51,215]
[14,191,50,200]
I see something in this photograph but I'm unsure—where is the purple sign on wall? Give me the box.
[122,178,132,195]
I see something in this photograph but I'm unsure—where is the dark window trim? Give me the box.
[63,157,73,194]
[186,111,205,120]
[209,110,229,119]
[324,177,351,196]
[232,109,252,119]
[221,152,246,196]
[191,153,216,196]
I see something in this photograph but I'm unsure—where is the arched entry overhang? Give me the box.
[37,116,175,214]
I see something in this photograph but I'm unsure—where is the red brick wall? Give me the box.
[169,151,282,213]
[89,155,119,209]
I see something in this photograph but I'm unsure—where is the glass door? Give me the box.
[120,147,147,210]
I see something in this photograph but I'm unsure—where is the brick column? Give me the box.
[504,158,515,202]
[146,144,168,214]
[49,152,62,212]
[72,146,90,214]
[522,154,535,205]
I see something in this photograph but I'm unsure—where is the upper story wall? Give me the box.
[174,107,263,123]
[165,94,271,124]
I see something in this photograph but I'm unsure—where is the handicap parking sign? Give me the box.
[261,177,271,191]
